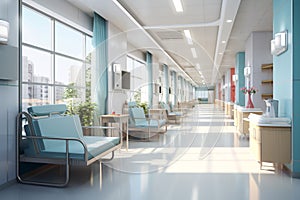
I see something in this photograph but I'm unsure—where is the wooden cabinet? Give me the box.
[236,108,263,136]
[249,121,291,168]
[225,102,234,119]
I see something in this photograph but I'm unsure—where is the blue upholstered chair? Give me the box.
[17,104,122,187]
[160,102,183,124]
[127,102,167,139]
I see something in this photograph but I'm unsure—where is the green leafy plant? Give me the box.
[63,81,96,126]
[76,101,97,126]
[138,102,148,115]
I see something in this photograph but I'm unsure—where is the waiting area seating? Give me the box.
[124,102,167,140]
[16,104,122,187]
[160,102,183,124]
[198,98,209,104]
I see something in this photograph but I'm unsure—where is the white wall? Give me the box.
[224,69,231,102]
[245,32,273,110]
[107,22,128,114]
[127,43,146,61]
[29,0,93,33]
[152,56,160,108]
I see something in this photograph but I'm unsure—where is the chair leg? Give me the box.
[17,160,70,187]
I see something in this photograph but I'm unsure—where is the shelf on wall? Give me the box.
[261,80,273,84]
[261,63,273,70]
[261,94,273,99]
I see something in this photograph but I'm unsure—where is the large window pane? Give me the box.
[22,84,53,110]
[22,46,53,84]
[85,36,94,64]
[55,22,84,59]
[55,55,85,87]
[55,86,86,104]
[22,6,52,50]
[22,4,91,112]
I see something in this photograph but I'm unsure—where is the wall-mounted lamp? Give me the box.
[232,74,238,82]
[244,66,251,77]
[0,20,9,44]
[271,30,287,56]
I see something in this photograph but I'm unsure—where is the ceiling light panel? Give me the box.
[191,48,197,58]
[184,29,193,45]
[172,0,183,12]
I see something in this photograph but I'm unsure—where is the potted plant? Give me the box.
[63,83,97,135]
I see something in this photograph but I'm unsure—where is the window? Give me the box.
[126,56,147,103]
[21,5,94,111]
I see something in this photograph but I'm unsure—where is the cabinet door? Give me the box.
[249,123,261,162]
[261,128,291,163]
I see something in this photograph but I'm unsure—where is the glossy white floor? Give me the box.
[1,104,300,200]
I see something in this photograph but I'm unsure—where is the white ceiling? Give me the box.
[67,0,273,87]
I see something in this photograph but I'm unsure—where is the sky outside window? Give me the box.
[55,21,84,59]
[22,6,52,50]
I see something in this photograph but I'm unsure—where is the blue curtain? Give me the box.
[178,76,181,102]
[163,64,169,103]
[146,52,153,108]
[92,12,108,115]
[181,77,185,101]
[172,71,177,106]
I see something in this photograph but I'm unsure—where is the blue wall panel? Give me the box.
[274,0,300,176]
[235,52,245,106]
[292,0,300,174]
[273,0,292,118]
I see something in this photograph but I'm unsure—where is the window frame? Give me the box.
[21,3,93,110]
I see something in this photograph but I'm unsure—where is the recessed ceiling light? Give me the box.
[191,48,197,58]
[219,52,223,55]
[172,0,183,12]
[226,19,233,23]
[184,30,193,45]
[222,40,226,44]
